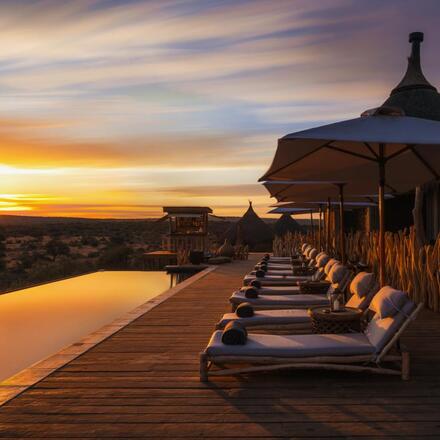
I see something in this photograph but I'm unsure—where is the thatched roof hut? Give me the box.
[273,213,303,237]
[224,201,273,251]
[381,32,440,239]
[382,32,440,121]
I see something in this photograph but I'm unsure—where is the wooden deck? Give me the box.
[1,255,440,438]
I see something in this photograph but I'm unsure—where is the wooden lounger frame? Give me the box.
[232,271,354,312]
[200,303,423,382]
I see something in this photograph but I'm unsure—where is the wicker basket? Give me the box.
[309,307,363,334]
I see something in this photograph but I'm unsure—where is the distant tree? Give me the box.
[45,239,70,261]
[17,252,34,270]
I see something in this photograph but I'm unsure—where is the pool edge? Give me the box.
[0,265,218,407]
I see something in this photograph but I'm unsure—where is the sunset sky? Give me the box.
[1,0,439,218]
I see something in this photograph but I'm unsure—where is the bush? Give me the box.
[45,239,70,261]
[98,245,132,269]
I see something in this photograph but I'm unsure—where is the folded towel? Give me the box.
[222,321,247,345]
[250,279,261,289]
[255,269,266,278]
[241,286,258,298]
[236,302,254,318]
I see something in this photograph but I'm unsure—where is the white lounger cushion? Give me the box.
[206,331,374,357]
[230,291,329,307]
[265,263,292,270]
[218,309,310,329]
[243,274,312,286]
[250,270,294,276]
[251,286,300,295]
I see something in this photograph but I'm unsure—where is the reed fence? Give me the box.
[273,228,440,311]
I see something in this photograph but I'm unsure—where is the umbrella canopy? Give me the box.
[262,180,391,203]
[260,113,440,190]
[260,111,440,285]
[273,201,377,209]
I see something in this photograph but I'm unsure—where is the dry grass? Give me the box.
[274,228,440,311]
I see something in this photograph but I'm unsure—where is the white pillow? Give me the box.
[308,248,318,260]
[316,254,330,268]
[369,286,408,319]
[324,258,339,275]
[350,272,376,298]
[328,263,346,284]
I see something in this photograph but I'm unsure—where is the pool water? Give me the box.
[0,271,170,382]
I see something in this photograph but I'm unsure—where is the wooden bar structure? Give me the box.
[0,255,439,437]
[162,206,212,253]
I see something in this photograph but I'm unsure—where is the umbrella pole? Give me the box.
[318,204,322,251]
[337,184,346,265]
[310,209,314,246]
[326,197,331,253]
[378,145,386,287]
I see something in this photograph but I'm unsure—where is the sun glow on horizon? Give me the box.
[0,1,437,218]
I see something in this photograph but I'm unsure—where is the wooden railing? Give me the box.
[274,228,440,311]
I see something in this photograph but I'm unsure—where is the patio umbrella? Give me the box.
[262,180,389,263]
[270,199,378,256]
[260,110,440,285]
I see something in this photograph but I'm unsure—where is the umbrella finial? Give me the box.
[409,32,423,68]
[390,31,436,95]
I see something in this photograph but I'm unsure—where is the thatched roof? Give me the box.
[163,206,212,214]
[273,213,303,237]
[382,32,440,121]
[224,201,273,250]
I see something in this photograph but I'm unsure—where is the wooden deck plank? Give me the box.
[1,255,439,438]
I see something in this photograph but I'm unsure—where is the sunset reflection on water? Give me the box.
[0,271,170,382]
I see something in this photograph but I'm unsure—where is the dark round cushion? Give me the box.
[222,321,247,345]
[242,286,258,298]
[250,280,261,289]
[236,302,254,318]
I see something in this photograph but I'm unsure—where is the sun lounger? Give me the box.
[218,272,378,330]
[232,263,351,310]
[244,255,335,286]
[200,287,423,381]
[256,249,321,273]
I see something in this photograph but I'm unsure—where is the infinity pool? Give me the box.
[0,271,170,382]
